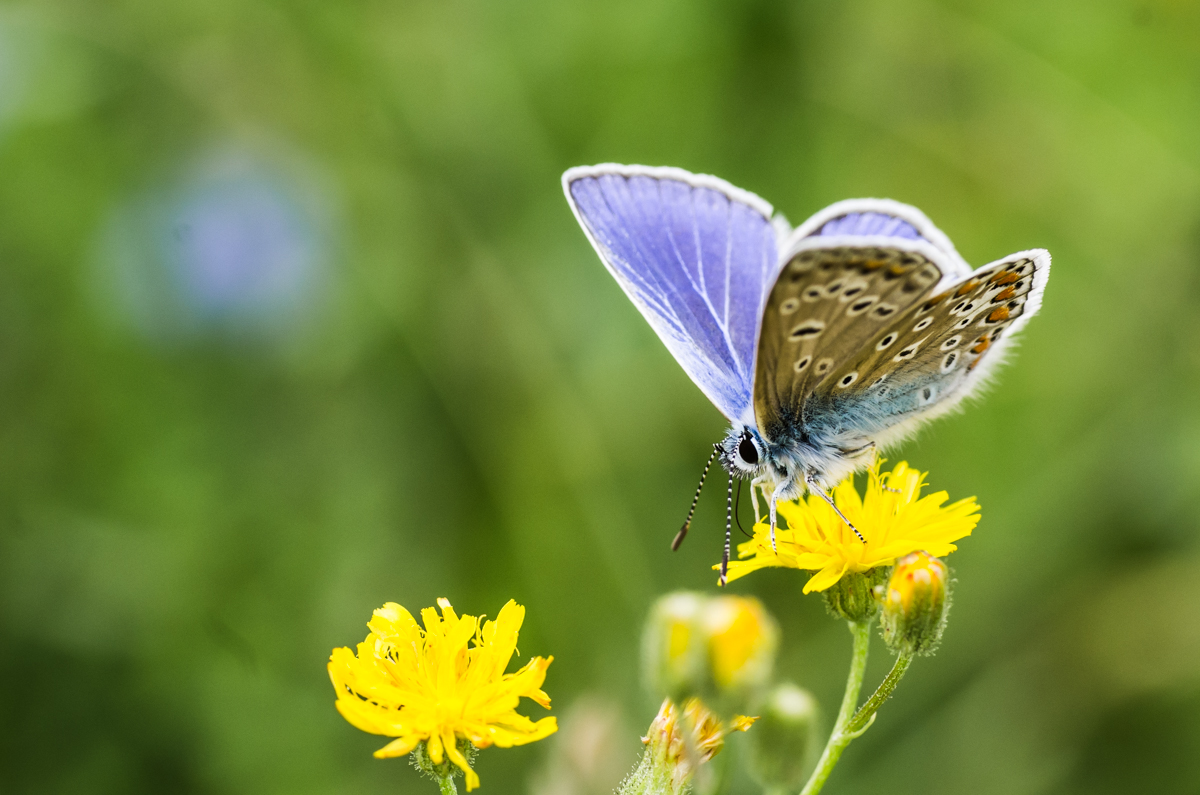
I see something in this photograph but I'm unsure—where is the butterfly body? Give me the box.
[563,165,1049,579]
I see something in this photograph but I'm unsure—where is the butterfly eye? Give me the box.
[738,435,760,465]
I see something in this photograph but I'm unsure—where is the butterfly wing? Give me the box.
[564,165,787,424]
[752,216,960,443]
[793,198,974,286]
[808,249,1051,448]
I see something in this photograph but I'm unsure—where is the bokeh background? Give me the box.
[3,0,1200,793]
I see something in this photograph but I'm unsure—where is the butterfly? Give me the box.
[562,164,1050,584]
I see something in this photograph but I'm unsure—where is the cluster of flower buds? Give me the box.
[877,551,951,656]
[622,697,756,795]
[641,592,778,713]
[631,593,823,795]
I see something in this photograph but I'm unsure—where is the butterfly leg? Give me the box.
[749,475,766,523]
[838,440,876,458]
[767,481,792,552]
[804,472,866,542]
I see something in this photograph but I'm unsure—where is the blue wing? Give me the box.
[810,211,924,240]
[792,198,974,284]
[563,165,785,423]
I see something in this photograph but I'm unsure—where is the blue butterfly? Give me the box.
[563,164,1050,583]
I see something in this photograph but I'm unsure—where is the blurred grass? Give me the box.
[1,0,1200,793]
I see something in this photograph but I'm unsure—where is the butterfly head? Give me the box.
[718,423,824,503]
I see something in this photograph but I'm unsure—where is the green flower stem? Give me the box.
[845,652,913,735]
[798,620,872,795]
[436,773,458,795]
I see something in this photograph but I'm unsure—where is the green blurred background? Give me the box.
[2,0,1200,793]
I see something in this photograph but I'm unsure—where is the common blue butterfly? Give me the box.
[563,164,1050,583]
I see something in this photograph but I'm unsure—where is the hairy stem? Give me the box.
[437,773,458,795]
[845,653,913,735]
[798,620,872,795]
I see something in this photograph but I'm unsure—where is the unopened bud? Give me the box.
[822,568,889,623]
[878,551,950,656]
[642,593,778,710]
[642,593,708,703]
[703,595,778,695]
[747,683,819,791]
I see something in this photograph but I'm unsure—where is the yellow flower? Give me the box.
[718,459,980,593]
[328,598,557,790]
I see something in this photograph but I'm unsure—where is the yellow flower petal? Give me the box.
[374,736,421,758]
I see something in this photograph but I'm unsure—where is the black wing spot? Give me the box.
[789,320,826,340]
[847,296,878,316]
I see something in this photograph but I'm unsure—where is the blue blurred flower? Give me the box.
[97,145,336,343]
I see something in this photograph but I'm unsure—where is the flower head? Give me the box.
[328,598,557,790]
[719,459,980,593]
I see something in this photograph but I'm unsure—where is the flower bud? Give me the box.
[878,551,950,656]
[642,593,778,711]
[822,568,889,623]
[703,595,778,695]
[746,683,819,792]
[642,593,709,703]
